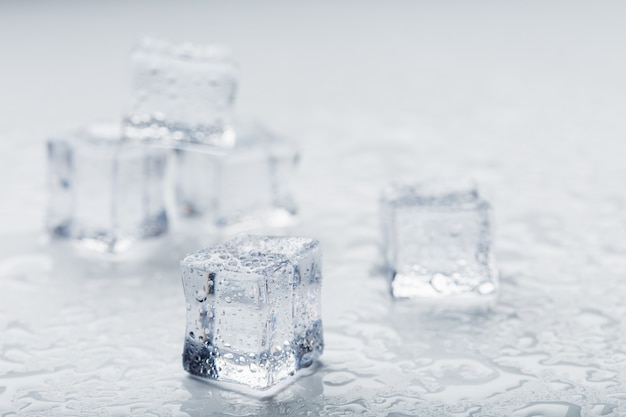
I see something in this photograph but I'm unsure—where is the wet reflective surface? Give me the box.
[2,1,626,415]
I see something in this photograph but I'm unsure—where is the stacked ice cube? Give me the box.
[46,37,298,253]
[122,37,237,149]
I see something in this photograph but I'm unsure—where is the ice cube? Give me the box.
[122,37,237,149]
[380,182,497,300]
[180,235,323,391]
[175,123,298,228]
[46,123,168,253]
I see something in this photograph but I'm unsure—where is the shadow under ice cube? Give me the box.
[46,124,168,253]
[380,182,497,300]
[181,235,323,392]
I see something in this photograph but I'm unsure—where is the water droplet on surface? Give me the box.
[431,274,448,292]
[512,402,582,417]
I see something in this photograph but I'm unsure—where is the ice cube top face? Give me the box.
[46,124,168,253]
[175,125,298,227]
[381,183,497,299]
[123,37,238,147]
[181,235,323,391]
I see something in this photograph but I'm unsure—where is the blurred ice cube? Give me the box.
[380,181,497,300]
[46,123,168,253]
[175,123,298,229]
[122,36,237,149]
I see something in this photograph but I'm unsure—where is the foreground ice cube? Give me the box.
[175,123,298,228]
[46,124,168,253]
[181,235,323,392]
[122,37,237,149]
[380,182,497,300]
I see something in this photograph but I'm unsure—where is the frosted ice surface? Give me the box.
[180,235,323,391]
[175,123,298,228]
[380,182,497,300]
[46,123,168,253]
[122,37,237,149]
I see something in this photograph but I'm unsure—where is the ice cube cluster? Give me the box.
[46,37,298,253]
[43,35,501,396]
[180,235,323,391]
[380,182,498,300]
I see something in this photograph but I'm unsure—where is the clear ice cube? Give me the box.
[380,182,497,300]
[122,37,237,149]
[181,235,323,391]
[175,123,298,228]
[46,123,168,253]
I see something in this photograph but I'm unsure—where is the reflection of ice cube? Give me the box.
[181,235,323,391]
[380,182,497,300]
[175,124,298,228]
[46,124,168,253]
[122,37,237,149]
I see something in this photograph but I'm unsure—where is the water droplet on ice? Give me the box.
[195,290,207,302]
[478,282,495,295]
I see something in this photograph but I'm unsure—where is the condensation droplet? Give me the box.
[478,282,496,295]
[195,290,207,302]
